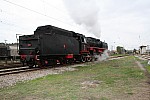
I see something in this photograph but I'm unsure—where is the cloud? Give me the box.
[63,0,101,38]
[99,0,150,49]
[1,0,150,50]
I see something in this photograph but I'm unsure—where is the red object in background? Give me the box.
[28,44,32,47]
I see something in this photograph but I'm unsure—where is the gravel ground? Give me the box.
[135,55,149,61]
[0,54,110,88]
[0,64,86,88]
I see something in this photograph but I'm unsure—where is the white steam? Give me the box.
[98,50,109,61]
[63,0,101,38]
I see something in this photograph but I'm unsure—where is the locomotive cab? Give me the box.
[79,35,88,53]
[73,33,90,62]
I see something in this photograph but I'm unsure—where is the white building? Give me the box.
[9,44,19,57]
[139,46,146,54]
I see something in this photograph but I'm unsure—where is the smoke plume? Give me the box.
[63,0,101,38]
[98,50,109,61]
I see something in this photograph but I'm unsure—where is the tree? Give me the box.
[116,46,124,54]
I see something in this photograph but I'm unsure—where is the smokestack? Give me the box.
[63,0,101,38]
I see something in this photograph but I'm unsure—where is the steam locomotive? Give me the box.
[0,44,10,59]
[19,25,108,67]
[0,43,19,60]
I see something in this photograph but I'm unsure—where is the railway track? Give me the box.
[0,62,23,69]
[0,62,82,76]
[0,66,40,76]
[140,55,150,60]
[135,55,150,60]
[0,55,127,76]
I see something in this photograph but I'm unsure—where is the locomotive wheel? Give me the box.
[59,58,66,65]
[22,62,25,67]
[68,59,73,64]
[27,59,36,68]
[52,59,57,66]
[86,57,92,62]
[91,56,95,62]
[81,56,86,62]
[39,60,46,67]
[21,60,25,67]
[27,62,34,68]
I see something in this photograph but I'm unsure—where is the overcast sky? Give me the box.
[0,0,150,50]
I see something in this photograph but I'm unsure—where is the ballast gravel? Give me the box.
[0,54,110,88]
[0,65,83,88]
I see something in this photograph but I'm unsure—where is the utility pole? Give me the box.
[113,42,116,51]
[147,45,150,55]
[16,34,22,53]
[4,40,7,46]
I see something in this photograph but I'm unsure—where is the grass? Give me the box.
[136,58,150,74]
[0,56,147,100]
[142,62,150,74]
[110,54,125,57]
[110,54,129,57]
[146,65,150,73]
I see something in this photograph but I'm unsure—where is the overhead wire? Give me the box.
[0,21,29,33]
[40,0,68,15]
[0,7,51,29]
[2,0,77,28]
[0,10,31,33]
[40,0,70,21]
[0,0,82,42]
[0,8,31,33]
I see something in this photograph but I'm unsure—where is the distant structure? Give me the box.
[146,45,150,55]
[9,43,19,57]
[139,46,146,54]
[116,46,125,54]
[0,43,19,60]
[0,43,10,58]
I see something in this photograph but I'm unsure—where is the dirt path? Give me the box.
[135,60,150,82]
[134,60,150,100]
[135,61,146,72]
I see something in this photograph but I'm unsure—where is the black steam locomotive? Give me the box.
[0,44,10,59]
[19,25,108,67]
[0,43,19,60]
